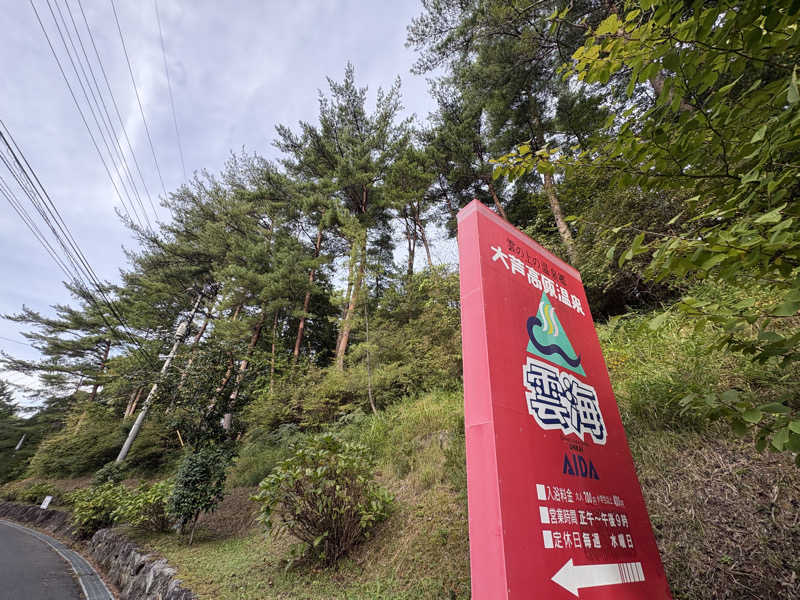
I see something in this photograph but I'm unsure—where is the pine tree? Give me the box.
[275,64,410,368]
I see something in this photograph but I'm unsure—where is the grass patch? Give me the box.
[20,291,800,599]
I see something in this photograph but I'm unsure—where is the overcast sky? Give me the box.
[1,0,455,404]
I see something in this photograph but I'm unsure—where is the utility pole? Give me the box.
[116,292,203,463]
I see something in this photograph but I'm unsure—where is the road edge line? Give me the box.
[0,519,113,600]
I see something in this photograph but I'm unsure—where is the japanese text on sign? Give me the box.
[524,357,607,445]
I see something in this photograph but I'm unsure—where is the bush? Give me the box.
[92,462,126,486]
[17,481,57,505]
[229,423,305,487]
[252,433,393,565]
[27,404,124,478]
[167,447,230,543]
[70,482,129,536]
[113,480,174,532]
[0,479,68,506]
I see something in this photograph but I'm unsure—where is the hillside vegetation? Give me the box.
[1,1,799,598]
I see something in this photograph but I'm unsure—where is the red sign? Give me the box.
[458,200,672,600]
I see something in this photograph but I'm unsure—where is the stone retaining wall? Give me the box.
[0,501,197,600]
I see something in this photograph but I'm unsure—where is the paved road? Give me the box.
[0,520,83,600]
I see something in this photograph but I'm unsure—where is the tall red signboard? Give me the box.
[458,200,672,599]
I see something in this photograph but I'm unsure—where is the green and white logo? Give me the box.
[525,293,585,377]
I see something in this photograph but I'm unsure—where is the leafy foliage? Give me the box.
[27,404,124,478]
[113,480,174,532]
[92,461,126,486]
[167,447,230,542]
[252,433,393,565]
[493,0,800,457]
[69,482,129,536]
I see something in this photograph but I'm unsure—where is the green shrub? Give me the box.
[27,405,123,478]
[0,480,68,506]
[167,447,230,544]
[252,433,393,565]
[70,482,129,536]
[229,423,305,487]
[92,462,126,486]
[0,481,17,501]
[113,480,174,532]
[17,481,58,505]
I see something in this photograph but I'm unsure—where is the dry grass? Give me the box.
[632,427,800,599]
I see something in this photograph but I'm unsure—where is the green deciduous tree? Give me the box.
[496,0,800,457]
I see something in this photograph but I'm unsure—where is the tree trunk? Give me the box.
[335,244,357,358]
[486,178,508,221]
[88,339,111,403]
[188,513,200,545]
[270,311,278,393]
[222,310,267,432]
[335,239,366,370]
[293,225,323,360]
[124,386,143,419]
[413,204,433,269]
[531,121,578,265]
[402,206,417,277]
[542,171,577,265]
[71,376,84,399]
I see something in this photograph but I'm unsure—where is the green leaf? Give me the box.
[759,402,790,414]
[631,232,646,255]
[771,427,789,451]
[648,310,670,330]
[595,14,622,36]
[750,124,767,143]
[666,210,686,225]
[742,408,762,424]
[730,418,747,436]
[788,68,799,104]
[772,300,800,317]
[788,420,800,435]
[754,204,786,224]
[750,124,767,144]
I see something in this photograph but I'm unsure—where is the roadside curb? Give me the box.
[0,519,113,600]
[0,501,197,600]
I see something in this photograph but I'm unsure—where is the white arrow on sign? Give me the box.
[552,558,645,597]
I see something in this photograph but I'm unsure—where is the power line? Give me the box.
[110,0,169,200]
[0,171,77,280]
[0,128,151,368]
[75,0,159,220]
[57,0,153,229]
[46,0,151,230]
[0,120,155,369]
[154,0,186,181]
[0,335,37,348]
[29,0,143,230]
